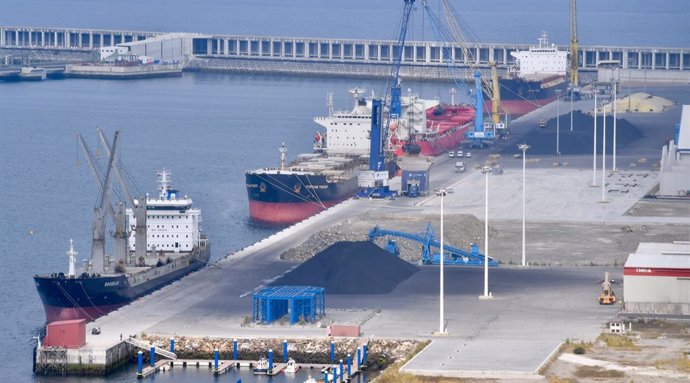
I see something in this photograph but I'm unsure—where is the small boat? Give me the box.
[285,358,299,373]
[252,357,269,374]
[303,374,317,383]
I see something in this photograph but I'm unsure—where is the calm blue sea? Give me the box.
[0,1,688,382]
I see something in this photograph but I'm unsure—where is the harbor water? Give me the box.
[1,1,688,382]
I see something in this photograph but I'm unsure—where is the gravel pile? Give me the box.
[272,241,419,294]
[502,110,644,155]
[281,212,498,263]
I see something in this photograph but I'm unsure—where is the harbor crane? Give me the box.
[570,0,579,88]
[356,0,415,198]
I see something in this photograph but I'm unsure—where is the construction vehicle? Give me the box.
[368,223,497,267]
[598,271,617,305]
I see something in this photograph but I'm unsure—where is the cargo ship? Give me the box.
[34,145,210,323]
[246,143,363,224]
[314,87,475,158]
[499,32,569,116]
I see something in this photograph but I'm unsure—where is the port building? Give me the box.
[624,242,690,316]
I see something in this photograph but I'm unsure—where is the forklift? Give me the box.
[598,271,617,305]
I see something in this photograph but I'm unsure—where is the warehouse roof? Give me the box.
[625,242,690,269]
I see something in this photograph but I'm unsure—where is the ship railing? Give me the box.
[125,337,177,360]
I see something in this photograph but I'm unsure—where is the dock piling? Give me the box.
[339,359,344,381]
[214,348,219,370]
[137,351,143,378]
[324,370,329,383]
[362,344,368,365]
[347,353,351,377]
[356,348,361,369]
[268,349,273,371]
[330,340,335,364]
[283,339,288,362]
[150,346,155,367]
[233,338,238,360]
[170,337,175,353]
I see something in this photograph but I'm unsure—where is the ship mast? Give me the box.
[279,143,287,171]
[66,239,77,278]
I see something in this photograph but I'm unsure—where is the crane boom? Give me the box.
[570,0,579,86]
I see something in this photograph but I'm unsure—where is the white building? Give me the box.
[624,242,690,316]
[99,46,130,61]
[659,105,690,196]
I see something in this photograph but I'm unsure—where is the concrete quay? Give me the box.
[35,84,690,380]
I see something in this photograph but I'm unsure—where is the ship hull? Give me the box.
[246,172,358,225]
[34,246,210,323]
[489,76,567,116]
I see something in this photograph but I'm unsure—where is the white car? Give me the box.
[457,150,463,157]
[465,152,472,158]
[448,151,455,158]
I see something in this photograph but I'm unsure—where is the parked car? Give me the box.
[465,152,472,158]
[454,161,465,173]
[448,151,455,158]
[457,150,463,157]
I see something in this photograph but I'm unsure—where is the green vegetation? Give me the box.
[596,333,640,351]
[573,365,625,379]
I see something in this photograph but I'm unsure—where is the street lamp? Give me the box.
[518,144,530,267]
[570,85,574,132]
[480,166,492,299]
[592,89,598,187]
[555,89,562,155]
[612,76,618,172]
[435,188,448,335]
[601,89,608,203]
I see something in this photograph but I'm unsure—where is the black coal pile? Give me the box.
[502,111,644,155]
[271,241,418,294]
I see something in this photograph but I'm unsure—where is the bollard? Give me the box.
[339,359,344,381]
[324,371,329,383]
[214,348,219,370]
[332,366,337,383]
[283,339,288,362]
[330,340,335,364]
[362,344,368,365]
[170,338,175,353]
[150,345,155,367]
[268,349,273,371]
[233,338,238,360]
[356,348,361,370]
[347,353,351,377]
[137,351,143,377]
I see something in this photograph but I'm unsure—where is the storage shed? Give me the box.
[623,242,690,316]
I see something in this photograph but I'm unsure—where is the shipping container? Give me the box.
[44,319,86,348]
[327,324,360,337]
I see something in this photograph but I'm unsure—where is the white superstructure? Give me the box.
[126,170,202,253]
[313,88,437,154]
[510,32,568,78]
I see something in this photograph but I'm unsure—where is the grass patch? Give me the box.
[573,365,625,379]
[596,333,640,351]
[546,377,576,383]
[655,354,690,373]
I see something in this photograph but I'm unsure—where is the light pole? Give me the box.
[570,85,574,132]
[518,144,529,267]
[592,90,598,186]
[612,77,618,172]
[601,90,608,203]
[481,166,492,298]
[555,89,562,155]
[435,188,448,335]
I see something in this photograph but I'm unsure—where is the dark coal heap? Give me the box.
[502,110,645,155]
[271,241,418,295]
